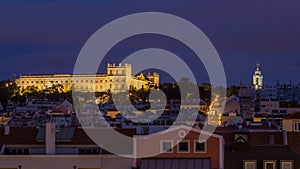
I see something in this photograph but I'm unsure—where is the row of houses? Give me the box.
[1,111,300,169]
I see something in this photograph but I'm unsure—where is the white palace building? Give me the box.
[15,63,159,93]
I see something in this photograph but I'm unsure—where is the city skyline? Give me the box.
[1,1,300,85]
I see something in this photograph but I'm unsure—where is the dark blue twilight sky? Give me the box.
[0,0,299,85]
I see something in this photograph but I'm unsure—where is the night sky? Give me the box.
[1,0,300,85]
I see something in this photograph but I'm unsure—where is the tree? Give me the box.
[227,86,240,97]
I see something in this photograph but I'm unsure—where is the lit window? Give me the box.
[281,161,293,169]
[264,160,276,169]
[177,140,189,153]
[194,140,206,152]
[243,160,257,169]
[294,122,300,131]
[160,140,173,153]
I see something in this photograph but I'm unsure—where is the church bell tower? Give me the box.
[253,63,263,91]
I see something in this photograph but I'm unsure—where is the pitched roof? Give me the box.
[0,127,136,147]
[225,145,300,169]
[285,112,300,119]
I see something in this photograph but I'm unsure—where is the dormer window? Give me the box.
[160,140,173,153]
[194,140,206,153]
[177,140,189,153]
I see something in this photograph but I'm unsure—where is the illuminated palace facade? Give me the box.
[15,63,159,93]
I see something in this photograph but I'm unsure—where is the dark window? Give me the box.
[11,149,17,155]
[79,149,85,155]
[4,148,10,155]
[178,141,189,152]
[24,149,29,155]
[195,141,206,152]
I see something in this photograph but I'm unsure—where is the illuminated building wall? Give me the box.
[15,63,159,93]
[253,63,263,91]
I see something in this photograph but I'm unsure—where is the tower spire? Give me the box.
[256,63,260,71]
[253,63,263,90]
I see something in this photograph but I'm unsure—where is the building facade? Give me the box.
[15,63,159,93]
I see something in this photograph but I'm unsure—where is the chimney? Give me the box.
[46,122,56,155]
[4,126,10,135]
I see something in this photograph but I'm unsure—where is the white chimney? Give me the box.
[4,126,10,135]
[46,122,56,155]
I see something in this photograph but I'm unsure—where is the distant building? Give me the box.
[15,63,159,93]
[221,112,243,125]
[262,85,277,100]
[239,97,256,120]
[223,95,241,114]
[238,86,256,99]
[253,63,263,91]
[276,83,300,102]
[280,101,300,114]
[260,99,280,114]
